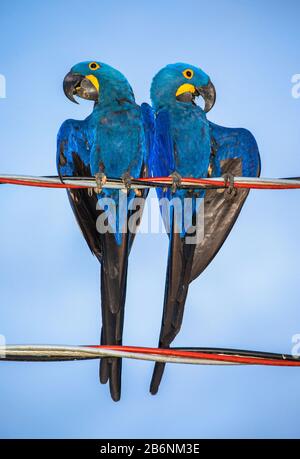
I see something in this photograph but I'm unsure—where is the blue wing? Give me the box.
[190,122,261,281]
[57,119,93,176]
[209,122,261,178]
[57,119,102,260]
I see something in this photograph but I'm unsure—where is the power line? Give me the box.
[1,345,300,366]
[1,174,300,190]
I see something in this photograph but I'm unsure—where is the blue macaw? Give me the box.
[148,63,261,394]
[57,61,153,401]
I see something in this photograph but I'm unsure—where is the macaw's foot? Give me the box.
[121,172,133,193]
[222,173,237,200]
[94,172,107,194]
[169,171,182,193]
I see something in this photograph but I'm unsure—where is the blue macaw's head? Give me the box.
[151,63,216,112]
[63,61,135,107]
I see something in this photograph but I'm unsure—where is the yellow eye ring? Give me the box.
[89,62,100,71]
[183,69,194,79]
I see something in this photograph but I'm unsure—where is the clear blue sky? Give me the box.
[0,0,300,439]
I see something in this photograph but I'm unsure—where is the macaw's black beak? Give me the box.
[195,80,216,113]
[63,72,99,104]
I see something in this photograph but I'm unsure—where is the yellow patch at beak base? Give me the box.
[86,74,100,93]
[176,83,196,97]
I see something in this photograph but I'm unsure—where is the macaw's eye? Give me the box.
[183,69,194,79]
[89,62,100,71]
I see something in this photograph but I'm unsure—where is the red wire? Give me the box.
[0,179,87,189]
[88,345,300,367]
[138,176,300,190]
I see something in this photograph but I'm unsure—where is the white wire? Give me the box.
[0,345,238,365]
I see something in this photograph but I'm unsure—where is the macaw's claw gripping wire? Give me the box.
[1,345,300,366]
[1,174,300,190]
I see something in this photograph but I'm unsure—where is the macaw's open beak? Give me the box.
[63,72,99,104]
[176,80,216,113]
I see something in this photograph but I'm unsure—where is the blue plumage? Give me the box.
[148,63,261,395]
[58,62,147,244]
[150,64,214,224]
[57,61,150,401]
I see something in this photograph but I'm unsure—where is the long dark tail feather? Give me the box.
[99,301,125,401]
[98,195,146,400]
[99,327,109,384]
[109,359,123,402]
[150,229,196,395]
[99,231,129,402]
